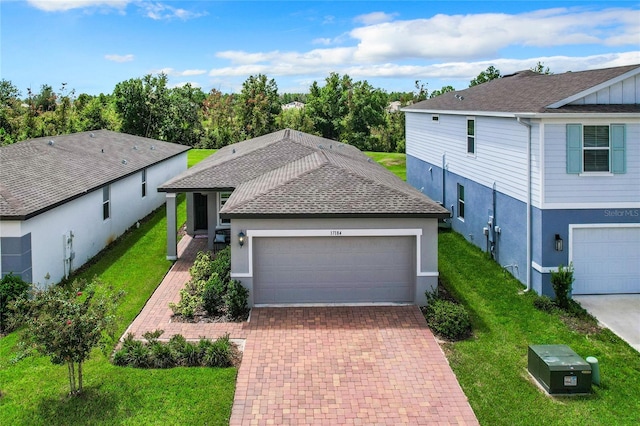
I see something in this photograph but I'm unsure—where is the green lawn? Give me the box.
[438,231,640,425]
[0,151,235,425]
[188,148,216,167]
[365,151,406,180]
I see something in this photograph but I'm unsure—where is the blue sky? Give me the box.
[1,0,639,96]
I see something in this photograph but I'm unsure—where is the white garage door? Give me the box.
[572,226,640,294]
[253,236,415,304]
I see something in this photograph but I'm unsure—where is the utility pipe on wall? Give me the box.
[516,116,532,292]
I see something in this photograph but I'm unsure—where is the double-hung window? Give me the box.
[467,118,475,155]
[102,186,110,220]
[567,124,626,174]
[218,191,231,226]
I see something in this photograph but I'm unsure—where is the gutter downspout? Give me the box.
[517,116,532,292]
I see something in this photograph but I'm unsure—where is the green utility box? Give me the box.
[528,345,592,394]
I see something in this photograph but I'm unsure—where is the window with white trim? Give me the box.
[218,191,231,226]
[102,186,110,220]
[566,124,626,174]
[467,118,475,154]
[141,169,147,197]
[457,184,465,220]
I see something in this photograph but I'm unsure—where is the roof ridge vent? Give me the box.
[90,132,95,138]
[48,140,55,146]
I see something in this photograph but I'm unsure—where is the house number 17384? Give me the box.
[330,230,342,236]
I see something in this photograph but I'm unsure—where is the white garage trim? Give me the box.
[569,223,640,294]
[230,228,438,279]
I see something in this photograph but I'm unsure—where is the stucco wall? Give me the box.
[0,152,187,287]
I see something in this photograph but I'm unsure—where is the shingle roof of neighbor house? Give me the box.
[405,64,640,114]
[159,129,449,218]
[0,130,189,220]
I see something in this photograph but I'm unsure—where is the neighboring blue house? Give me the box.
[404,64,640,296]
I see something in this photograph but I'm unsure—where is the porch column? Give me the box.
[166,193,178,260]
[207,192,218,251]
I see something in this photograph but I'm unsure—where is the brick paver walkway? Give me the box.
[125,235,478,425]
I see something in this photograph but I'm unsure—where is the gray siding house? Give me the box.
[404,64,640,296]
[0,130,189,286]
[159,129,449,306]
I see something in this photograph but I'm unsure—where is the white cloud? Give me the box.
[105,53,134,62]
[172,81,202,89]
[312,38,333,46]
[152,67,207,77]
[205,7,639,85]
[140,1,206,21]
[350,8,640,62]
[27,0,130,12]
[354,12,397,25]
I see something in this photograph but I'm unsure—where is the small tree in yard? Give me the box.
[17,279,123,395]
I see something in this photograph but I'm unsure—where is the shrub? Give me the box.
[0,273,30,334]
[551,263,574,310]
[225,280,249,319]
[203,273,226,316]
[423,290,471,341]
[189,251,214,282]
[211,246,231,283]
[112,332,236,368]
[169,279,207,317]
[201,334,232,367]
[533,295,555,313]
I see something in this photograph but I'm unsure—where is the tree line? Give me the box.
[0,64,550,152]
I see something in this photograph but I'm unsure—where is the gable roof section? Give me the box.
[0,130,189,220]
[160,129,449,218]
[404,64,640,115]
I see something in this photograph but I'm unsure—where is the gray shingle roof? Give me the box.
[405,64,640,114]
[0,130,189,219]
[160,129,448,218]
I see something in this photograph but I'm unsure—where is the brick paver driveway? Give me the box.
[127,236,477,425]
[231,306,478,425]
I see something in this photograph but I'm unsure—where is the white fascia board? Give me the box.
[540,202,640,210]
[403,108,518,118]
[547,67,640,108]
[531,113,640,120]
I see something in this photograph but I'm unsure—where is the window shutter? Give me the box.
[611,124,626,174]
[566,124,582,174]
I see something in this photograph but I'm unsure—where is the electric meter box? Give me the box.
[528,344,592,394]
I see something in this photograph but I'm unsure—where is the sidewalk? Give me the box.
[122,234,249,341]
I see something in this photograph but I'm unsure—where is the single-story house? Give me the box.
[404,64,640,296]
[0,130,189,286]
[159,129,449,306]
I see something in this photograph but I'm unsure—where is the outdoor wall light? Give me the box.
[555,234,563,252]
[238,231,246,247]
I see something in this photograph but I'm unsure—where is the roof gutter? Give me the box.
[516,116,532,292]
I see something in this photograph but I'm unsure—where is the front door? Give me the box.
[194,193,208,231]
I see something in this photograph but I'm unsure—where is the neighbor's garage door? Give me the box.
[253,236,414,304]
[572,226,640,294]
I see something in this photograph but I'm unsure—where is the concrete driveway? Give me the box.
[574,295,640,353]
[230,306,478,425]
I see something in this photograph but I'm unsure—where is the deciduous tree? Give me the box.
[469,66,501,87]
[17,280,122,395]
[235,74,280,139]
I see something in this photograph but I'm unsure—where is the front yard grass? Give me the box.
[0,151,235,425]
[439,230,640,425]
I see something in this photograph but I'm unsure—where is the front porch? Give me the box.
[165,191,231,260]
